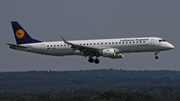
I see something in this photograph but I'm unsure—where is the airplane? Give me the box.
[7,21,174,64]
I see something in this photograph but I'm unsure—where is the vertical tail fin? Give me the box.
[11,21,41,44]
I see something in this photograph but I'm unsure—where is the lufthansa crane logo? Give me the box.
[16,29,25,39]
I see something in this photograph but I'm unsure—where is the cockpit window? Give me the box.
[159,39,166,42]
[162,39,166,42]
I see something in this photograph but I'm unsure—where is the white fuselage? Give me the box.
[12,37,174,57]
[9,21,175,64]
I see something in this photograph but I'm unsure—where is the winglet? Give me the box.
[61,36,68,44]
[61,36,73,45]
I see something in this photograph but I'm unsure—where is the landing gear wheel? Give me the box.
[88,58,94,63]
[155,56,159,59]
[94,59,100,64]
[155,51,159,60]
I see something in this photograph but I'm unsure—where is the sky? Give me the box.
[0,0,180,71]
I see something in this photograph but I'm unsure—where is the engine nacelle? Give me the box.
[110,53,124,59]
[101,48,124,59]
[101,48,115,57]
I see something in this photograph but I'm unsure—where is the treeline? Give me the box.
[0,90,180,101]
[0,69,180,93]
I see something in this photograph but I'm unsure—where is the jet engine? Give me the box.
[101,48,124,59]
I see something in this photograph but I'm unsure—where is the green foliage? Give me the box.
[95,90,153,101]
[0,69,180,100]
[0,90,180,101]
[0,69,180,93]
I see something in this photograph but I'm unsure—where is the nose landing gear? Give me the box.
[155,52,159,59]
[155,56,159,59]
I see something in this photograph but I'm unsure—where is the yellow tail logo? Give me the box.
[16,29,25,39]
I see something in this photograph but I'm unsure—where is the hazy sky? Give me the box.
[1,0,180,71]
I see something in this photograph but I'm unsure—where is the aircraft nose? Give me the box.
[167,43,174,49]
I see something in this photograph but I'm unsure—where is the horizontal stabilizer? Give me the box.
[6,43,28,48]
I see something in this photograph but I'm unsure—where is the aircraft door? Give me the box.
[151,39,155,47]
[41,44,45,52]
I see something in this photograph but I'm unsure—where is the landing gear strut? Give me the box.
[155,52,159,59]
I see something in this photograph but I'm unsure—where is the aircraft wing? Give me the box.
[61,36,101,53]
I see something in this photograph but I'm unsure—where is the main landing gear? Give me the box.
[88,57,100,64]
[155,52,159,59]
